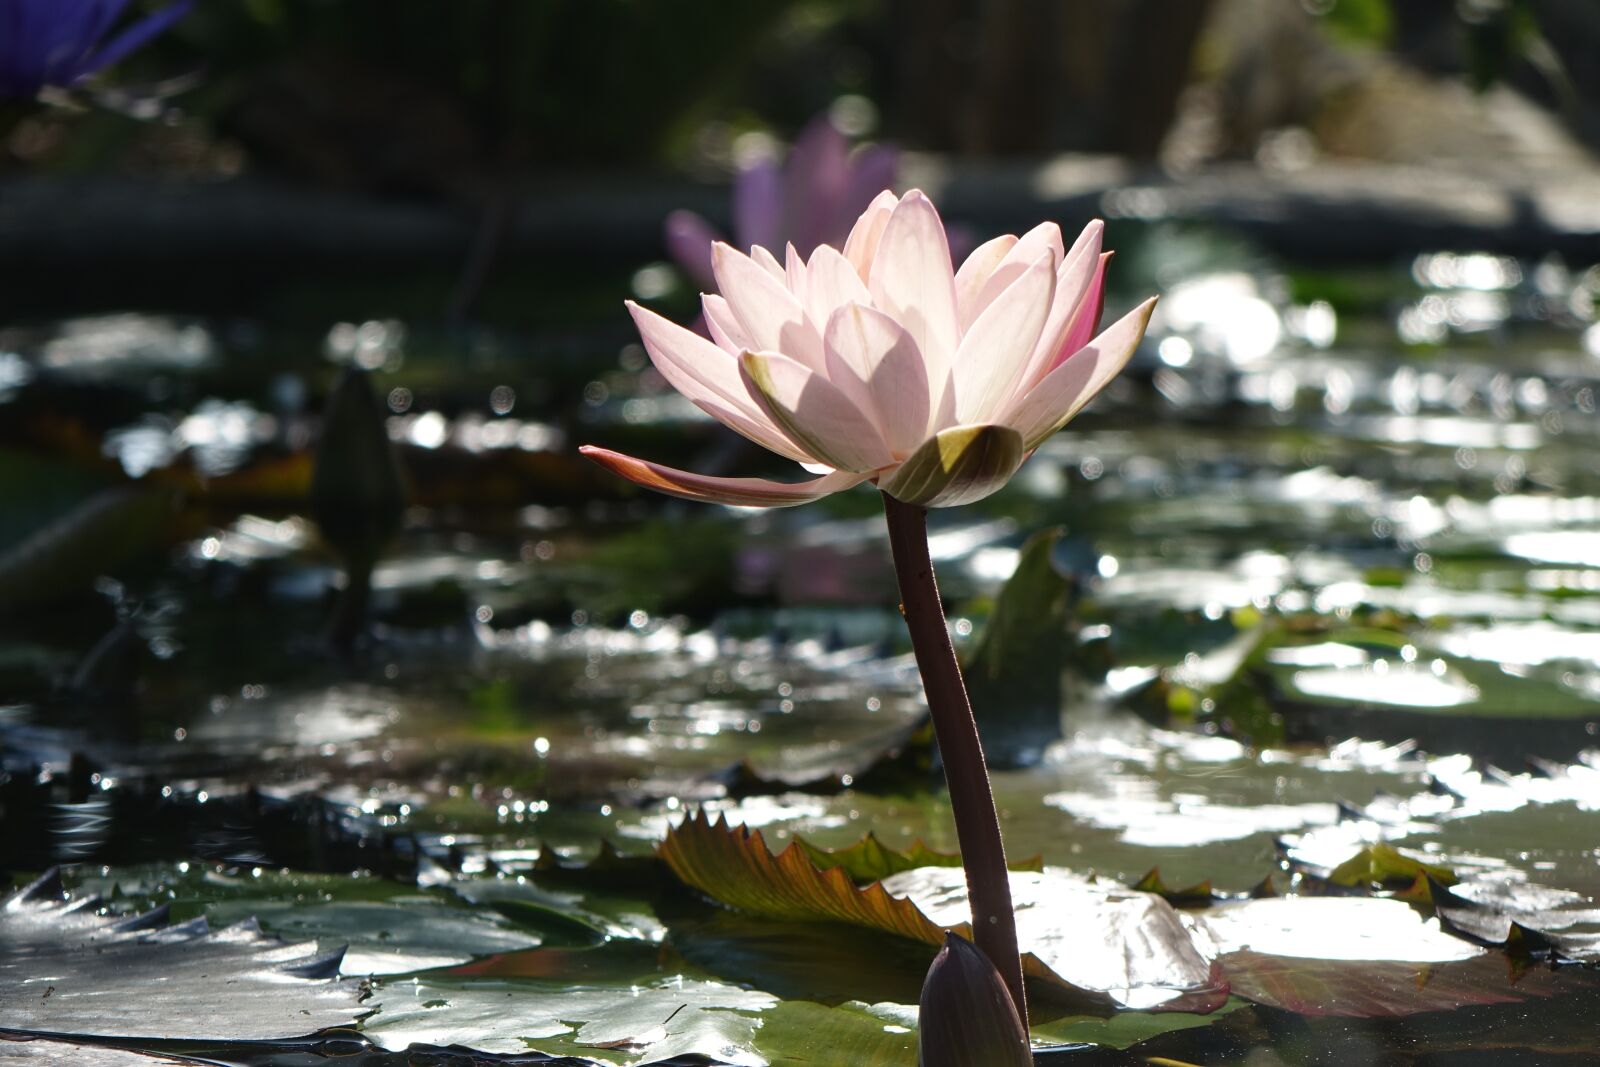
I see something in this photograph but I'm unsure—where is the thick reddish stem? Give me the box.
[881,491,1027,1025]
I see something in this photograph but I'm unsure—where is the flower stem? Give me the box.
[880,491,1027,1026]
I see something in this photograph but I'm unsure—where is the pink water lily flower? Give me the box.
[583,189,1156,509]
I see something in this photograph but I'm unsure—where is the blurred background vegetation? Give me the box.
[7,0,1597,185]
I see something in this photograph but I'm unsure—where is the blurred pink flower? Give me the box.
[585,189,1155,509]
[663,114,897,291]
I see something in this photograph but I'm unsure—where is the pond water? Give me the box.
[2,225,1599,1065]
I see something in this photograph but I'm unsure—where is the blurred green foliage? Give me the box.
[1317,0,1395,47]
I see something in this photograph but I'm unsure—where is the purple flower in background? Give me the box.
[0,0,194,99]
[664,114,898,291]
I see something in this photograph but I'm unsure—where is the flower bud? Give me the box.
[918,932,1031,1067]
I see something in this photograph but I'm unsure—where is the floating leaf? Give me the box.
[360,972,777,1064]
[1194,896,1574,1016]
[1221,950,1575,1018]
[1327,842,1458,892]
[1132,868,1220,906]
[657,812,1225,1012]
[798,831,1041,884]
[751,1000,918,1066]
[0,870,361,1041]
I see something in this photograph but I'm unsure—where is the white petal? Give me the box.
[751,243,786,280]
[842,190,899,279]
[867,190,960,421]
[954,234,1018,330]
[802,245,871,336]
[951,252,1055,424]
[1007,221,1105,404]
[712,243,826,372]
[702,294,753,355]
[823,302,930,458]
[784,242,808,305]
[741,350,895,473]
[965,221,1064,326]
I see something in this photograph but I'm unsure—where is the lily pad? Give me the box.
[656,812,1224,1011]
[0,870,362,1041]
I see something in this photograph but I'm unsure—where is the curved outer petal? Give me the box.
[1002,297,1157,451]
[580,446,866,508]
[879,424,1026,508]
[951,251,1055,425]
[1047,251,1112,376]
[626,300,812,464]
[954,234,1019,331]
[823,302,930,458]
[663,210,721,291]
[842,190,899,280]
[711,243,825,372]
[741,350,895,473]
[867,190,960,423]
[1007,221,1105,403]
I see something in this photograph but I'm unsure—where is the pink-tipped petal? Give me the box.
[581,445,865,508]
[1008,222,1106,401]
[702,294,754,356]
[733,158,783,253]
[741,350,895,473]
[711,243,826,372]
[842,190,899,279]
[823,302,930,457]
[951,252,1055,425]
[663,210,721,291]
[954,234,1019,330]
[868,190,960,417]
[802,245,872,335]
[1002,297,1157,451]
[1049,251,1112,375]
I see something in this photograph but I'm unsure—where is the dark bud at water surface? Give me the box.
[918,932,1031,1067]
[310,367,408,649]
